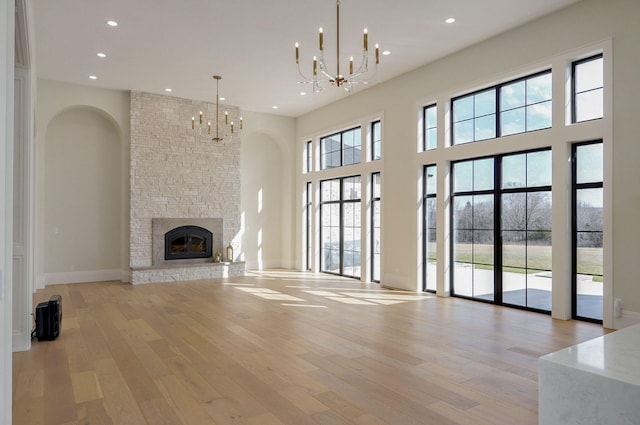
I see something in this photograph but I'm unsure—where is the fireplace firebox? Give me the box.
[164,225,213,260]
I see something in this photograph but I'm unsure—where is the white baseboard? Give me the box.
[244,260,283,270]
[34,274,45,290]
[613,309,640,330]
[44,269,127,285]
[12,330,30,352]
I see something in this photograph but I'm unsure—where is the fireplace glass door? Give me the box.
[164,226,213,260]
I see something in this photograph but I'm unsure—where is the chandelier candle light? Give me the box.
[295,0,380,93]
[191,75,242,142]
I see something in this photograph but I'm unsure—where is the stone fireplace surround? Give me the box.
[129,91,245,284]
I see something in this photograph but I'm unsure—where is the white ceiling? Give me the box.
[33,0,580,117]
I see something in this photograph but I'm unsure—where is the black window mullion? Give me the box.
[422,176,428,290]
[339,178,344,274]
[495,88,501,144]
[306,182,312,270]
[494,156,503,304]
[450,164,456,296]
[571,62,578,124]
[340,133,344,167]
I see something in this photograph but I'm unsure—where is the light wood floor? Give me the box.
[13,270,606,425]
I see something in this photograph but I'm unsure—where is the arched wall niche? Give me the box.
[42,105,126,283]
[44,104,126,143]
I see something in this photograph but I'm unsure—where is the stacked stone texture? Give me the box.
[129,91,242,283]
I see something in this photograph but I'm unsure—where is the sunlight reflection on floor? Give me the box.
[232,270,436,308]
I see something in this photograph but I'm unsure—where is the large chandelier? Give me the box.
[294,0,380,93]
[191,75,242,143]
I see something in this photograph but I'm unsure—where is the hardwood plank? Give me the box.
[247,412,285,425]
[76,399,113,425]
[155,374,218,425]
[42,345,77,425]
[70,371,103,404]
[138,397,186,425]
[13,271,607,425]
[93,358,147,425]
[12,396,44,425]
[314,390,367,420]
[277,385,329,415]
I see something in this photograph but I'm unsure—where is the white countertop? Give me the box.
[540,323,640,386]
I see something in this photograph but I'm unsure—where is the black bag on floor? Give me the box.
[34,295,62,341]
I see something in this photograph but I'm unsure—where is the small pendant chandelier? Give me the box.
[191,75,242,143]
[294,0,380,93]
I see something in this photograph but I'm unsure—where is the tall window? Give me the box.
[452,71,552,145]
[423,165,437,291]
[572,141,603,322]
[320,176,361,278]
[500,150,552,311]
[572,54,603,123]
[305,182,312,270]
[371,172,381,282]
[451,149,552,313]
[305,140,312,173]
[451,157,495,298]
[371,120,381,161]
[320,127,362,169]
[423,105,437,150]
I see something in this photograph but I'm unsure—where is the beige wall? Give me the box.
[241,110,297,270]
[240,131,283,269]
[36,80,130,285]
[44,108,122,277]
[35,80,297,284]
[295,0,640,329]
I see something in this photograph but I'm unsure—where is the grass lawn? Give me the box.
[428,243,603,278]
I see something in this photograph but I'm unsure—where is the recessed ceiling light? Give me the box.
[219,97,225,101]
[106,20,118,27]
[97,52,106,58]
[382,50,391,56]
[89,75,97,80]
[164,88,172,92]
[272,106,279,109]
[300,92,307,96]
[445,17,456,24]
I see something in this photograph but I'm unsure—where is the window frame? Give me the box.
[571,140,604,323]
[423,104,437,151]
[371,172,381,282]
[499,150,553,312]
[371,120,381,161]
[320,126,362,170]
[571,54,604,124]
[305,140,312,173]
[451,70,552,145]
[305,181,312,271]
[449,148,553,314]
[423,164,437,292]
[319,175,362,279]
